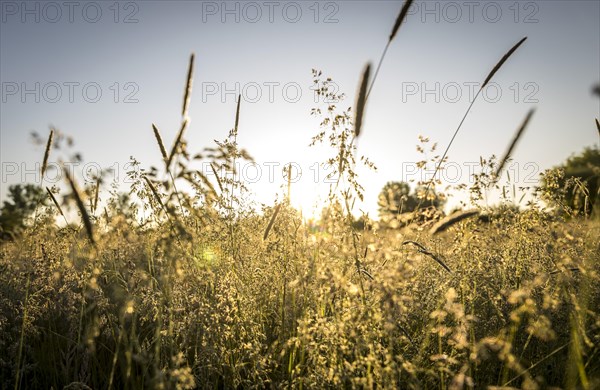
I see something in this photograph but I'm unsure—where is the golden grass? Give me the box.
[429,209,479,235]
[210,163,223,193]
[143,175,166,213]
[263,203,281,240]
[416,36,529,217]
[45,186,67,224]
[152,123,169,161]
[64,168,95,246]
[402,240,452,273]
[5,13,600,390]
[92,177,101,214]
[167,118,189,172]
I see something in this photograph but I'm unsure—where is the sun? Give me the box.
[288,179,327,220]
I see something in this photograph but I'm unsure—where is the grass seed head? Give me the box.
[41,129,54,178]
[389,0,414,41]
[65,169,95,246]
[152,123,169,160]
[495,108,535,179]
[483,37,527,88]
[182,53,195,118]
[354,63,372,138]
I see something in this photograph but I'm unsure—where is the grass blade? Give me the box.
[595,118,599,137]
[65,169,95,246]
[182,53,195,118]
[354,63,371,138]
[194,170,217,200]
[263,203,281,241]
[402,240,452,273]
[210,163,223,193]
[143,176,167,214]
[495,109,535,179]
[430,209,479,235]
[93,177,101,214]
[286,164,292,201]
[46,187,68,225]
[152,123,168,160]
[166,118,189,172]
[389,0,414,41]
[367,0,414,100]
[483,37,527,88]
[41,129,54,178]
[234,94,241,133]
[413,37,528,221]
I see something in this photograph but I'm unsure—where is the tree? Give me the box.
[377,182,416,218]
[540,147,600,216]
[0,184,45,238]
[377,181,445,223]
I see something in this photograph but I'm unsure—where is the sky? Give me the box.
[1,0,599,219]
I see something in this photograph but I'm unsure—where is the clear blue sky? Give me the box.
[1,1,599,217]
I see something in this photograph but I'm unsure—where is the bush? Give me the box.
[539,147,600,217]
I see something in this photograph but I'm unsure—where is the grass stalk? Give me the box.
[13,275,30,390]
[46,187,69,226]
[495,109,536,180]
[354,63,371,138]
[41,129,54,179]
[65,168,95,246]
[413,37,527,218]
[152,123,169,161]
[264,203,281,240]
[182,53,195,118]
[366,0,414,100]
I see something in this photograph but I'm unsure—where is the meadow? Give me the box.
[1,2,599,388]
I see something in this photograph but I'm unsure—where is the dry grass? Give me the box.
[143,175,166,213]
[429,209,479,235]
[2,11,599,390]
[152,123,168,161]
[418,36,529,217]
[46,186,68,224]
[263,203,281,240]
[166,118,189,171]
[64,167,95,246]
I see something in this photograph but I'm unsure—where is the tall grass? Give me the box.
[1,11,599,390]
